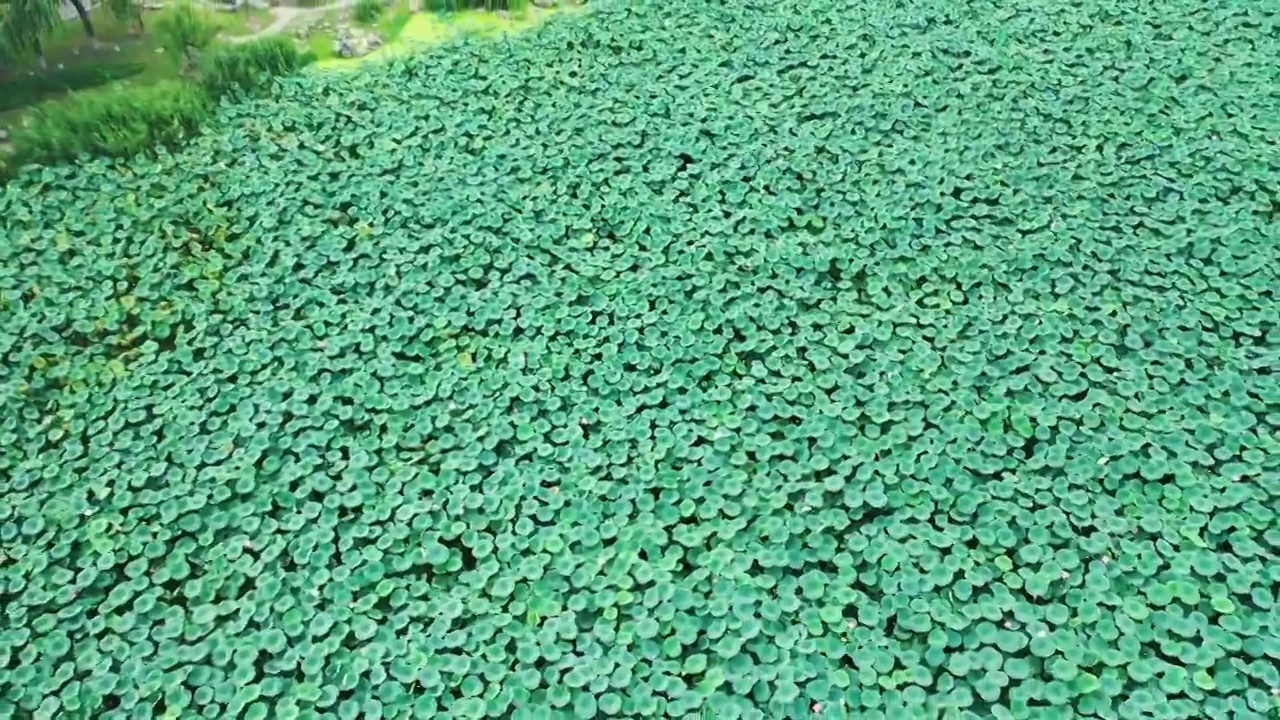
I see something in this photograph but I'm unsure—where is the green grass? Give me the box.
[0,63,148,114]
[26,7,143,67]
[303,7,414,68]
[0,3,277,136]
[303,30,337,63]
[378,9,414,40]
[0,9,173,134]
[209,6,277,38]
[311,6,574,70]
[1,2,569,134]
[6,4,273,75]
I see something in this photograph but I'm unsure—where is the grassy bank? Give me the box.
[311,5,582,69]
[0,4,273,136]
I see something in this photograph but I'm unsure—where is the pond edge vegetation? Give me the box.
[1,31,308,179]
[1,2,572,180]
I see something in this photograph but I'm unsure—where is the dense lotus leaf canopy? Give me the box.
[1,0,1279,717]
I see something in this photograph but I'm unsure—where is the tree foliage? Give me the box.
[1,0,58,59]
[153,2,218,67]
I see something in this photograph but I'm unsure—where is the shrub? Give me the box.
[0,63,148,114]
[154,3,219,66]
[198,36,305,98]
[353,0,382,25]
[7,80,210,168]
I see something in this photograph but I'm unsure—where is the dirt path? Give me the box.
[224,0,353,44]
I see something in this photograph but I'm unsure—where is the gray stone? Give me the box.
[331,25,383,58]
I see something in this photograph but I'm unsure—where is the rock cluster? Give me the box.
[293,18,335,40]
[333,25,383,58]
[293,19,384,59]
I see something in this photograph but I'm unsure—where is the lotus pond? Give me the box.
[1,0,1278,717]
